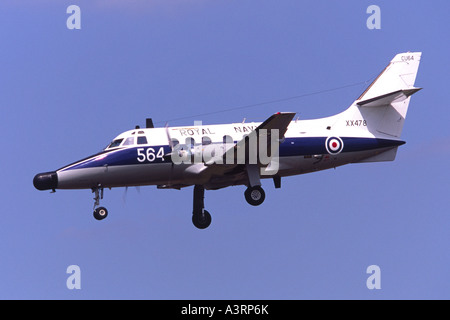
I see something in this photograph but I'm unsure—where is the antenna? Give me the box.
[146,118,154,128]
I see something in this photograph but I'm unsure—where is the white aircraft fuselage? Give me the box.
[33,52,422,229]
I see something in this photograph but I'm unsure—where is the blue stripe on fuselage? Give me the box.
[59,145,171,171]
[280,137,405,156]
[59,137,405,171]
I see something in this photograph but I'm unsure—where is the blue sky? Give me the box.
[1,0,449,299]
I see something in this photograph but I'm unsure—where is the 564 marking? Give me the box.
[137,147,165,163]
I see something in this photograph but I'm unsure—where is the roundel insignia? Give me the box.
[325,136,344,155]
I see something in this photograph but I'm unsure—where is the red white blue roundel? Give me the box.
[325,136,344,155]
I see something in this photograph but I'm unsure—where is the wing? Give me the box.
[200,112,296,188]
[219,112,295,166]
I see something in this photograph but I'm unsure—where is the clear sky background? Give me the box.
[1,0,449,299]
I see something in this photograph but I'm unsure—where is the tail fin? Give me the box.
[357,52,422,101]
[340,52,422,138]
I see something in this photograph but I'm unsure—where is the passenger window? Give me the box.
[122,137,135,146]
[185,137,195,148]
[137,136,148,145]
[223,135,233,144]
[171,138,179,147]
[202,136,212,145]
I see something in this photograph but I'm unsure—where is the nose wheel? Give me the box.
[93,206,108,220]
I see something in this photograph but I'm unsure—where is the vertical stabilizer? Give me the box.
[357,52,422,101]
[337,52,422,138]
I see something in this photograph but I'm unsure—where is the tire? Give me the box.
[93,207,108,220]
[244,186,265,206]
[192,210,212,229]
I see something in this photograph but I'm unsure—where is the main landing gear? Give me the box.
[190,184,266,229]
[243,164,266,206]
[92,186,108,221]
[192,185,212,229]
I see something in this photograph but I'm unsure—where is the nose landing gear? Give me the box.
[92,186,108,220]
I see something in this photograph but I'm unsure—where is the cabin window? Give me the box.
[122,137,135,146]
[202,136,212,145]
[185,137,195,148]
[137,136,148,145]
[223,135,233,144]
[107,138,123,149]
[171,138,179,147]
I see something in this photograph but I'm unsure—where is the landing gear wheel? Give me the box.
[93,207,108,220]
[192,210,212,229]
[245,186,265,206]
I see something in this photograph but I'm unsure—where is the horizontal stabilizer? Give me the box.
[357,88,422,107]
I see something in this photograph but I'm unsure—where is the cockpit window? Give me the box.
[122,137,135,146]
[107,139,123,149]
[137,136,148,145]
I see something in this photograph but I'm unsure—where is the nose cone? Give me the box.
[33,171,58,191]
